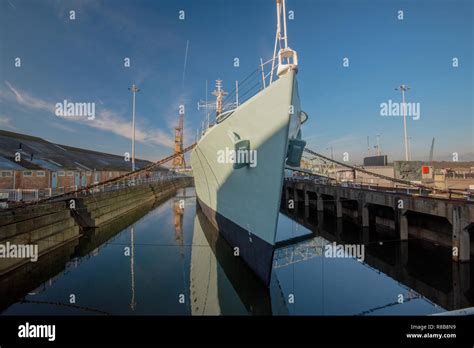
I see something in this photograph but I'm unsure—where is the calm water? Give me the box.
[1,186,472,315]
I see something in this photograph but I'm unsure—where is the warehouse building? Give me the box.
[0,130,166,197]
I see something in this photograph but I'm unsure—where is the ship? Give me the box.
[190,0,307,285]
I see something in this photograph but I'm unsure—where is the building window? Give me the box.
[67,171,74,176]
[86,171,92,176]
[109,172,112,178]
[36,171,45,177]
[58,171,65,176]
[23,171,33,177]
[1,170,12,177]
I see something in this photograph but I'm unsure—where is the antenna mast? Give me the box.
[198,79,237,125]
[270,0,298,84]
[212,79,227,116]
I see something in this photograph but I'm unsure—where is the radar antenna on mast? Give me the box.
[198,79,238,127]
[212,79,227,116]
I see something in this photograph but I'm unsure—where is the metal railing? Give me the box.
[285,176,472,201]
[2,142,196,208]
[0,189,39,202]
[0,173,190,204]
[76,174,181,196]
[298,147,473,200]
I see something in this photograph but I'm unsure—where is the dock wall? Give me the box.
[283,178,474,262]
[0,176,194,276]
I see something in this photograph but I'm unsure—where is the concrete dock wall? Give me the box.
[0,201,80,276]
[0,176,194,276]
[284,178,474,261]
[75,176,193,227]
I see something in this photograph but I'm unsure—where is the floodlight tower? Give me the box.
[395,84,410,161]
[128,84,140,171]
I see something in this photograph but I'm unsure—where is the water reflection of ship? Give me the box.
[190,206,288,315]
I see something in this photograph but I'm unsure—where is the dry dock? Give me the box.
[0,176,193,276]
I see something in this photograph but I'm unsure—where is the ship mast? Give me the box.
[212,79,227,116]
[270,0,298,84]
[198,79,238,127]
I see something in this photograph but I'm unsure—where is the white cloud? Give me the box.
[91,108,174,148]
[4,81,55,113]
[0,81,174,148]
[0,115,16,130]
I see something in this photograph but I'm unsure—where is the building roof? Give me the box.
[0,130,166,172]
[0,156,27,170]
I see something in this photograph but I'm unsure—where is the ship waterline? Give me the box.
[190,70,303,285]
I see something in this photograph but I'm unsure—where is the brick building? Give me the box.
[0,130,166,194]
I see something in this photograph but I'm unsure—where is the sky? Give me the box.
[0,0,472,164]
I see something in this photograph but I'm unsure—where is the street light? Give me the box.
[128,84,140,171]
[395,84,410,161]
[407,136,412,161]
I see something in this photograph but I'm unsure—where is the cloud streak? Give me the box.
[0,115,17,130]
[1,81,174,148]
[91,109,174,147]
[4,81,55,113]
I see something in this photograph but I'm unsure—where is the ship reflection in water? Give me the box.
[1,187,472,315]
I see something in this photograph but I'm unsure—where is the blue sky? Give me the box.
[0,0,472,163]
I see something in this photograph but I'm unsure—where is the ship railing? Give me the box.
[221,56,280,111]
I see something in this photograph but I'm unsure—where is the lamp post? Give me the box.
[129,84,140,171]
[407,136,412,161]
[396,84,410,161]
